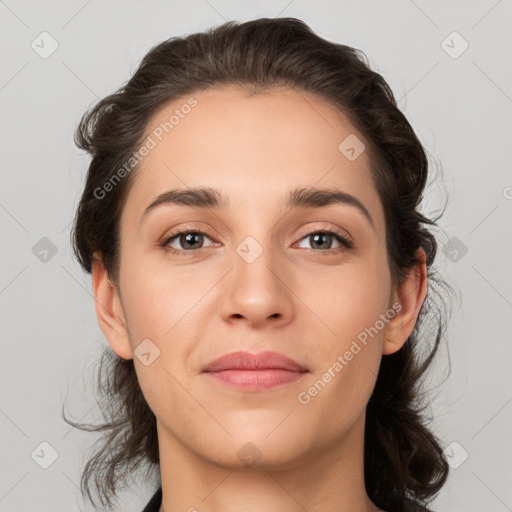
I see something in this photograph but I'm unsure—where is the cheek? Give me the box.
[317,259,391,339]
[119,253,185,336]
[307,259,389,397]
[303,268,388,429]
[120,264,195,420]
[123,285,174,341]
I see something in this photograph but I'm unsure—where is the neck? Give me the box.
[156,412,382,512]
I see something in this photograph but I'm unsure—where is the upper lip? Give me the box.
[202,350,308,373]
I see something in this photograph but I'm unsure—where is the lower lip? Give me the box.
[204,369,308,391]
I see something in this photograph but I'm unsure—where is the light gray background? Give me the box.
[1,1,511,511]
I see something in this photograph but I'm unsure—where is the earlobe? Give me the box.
[382,248,428,355]
[91,252,133,360]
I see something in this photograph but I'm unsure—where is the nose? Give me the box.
[220,242,295,329]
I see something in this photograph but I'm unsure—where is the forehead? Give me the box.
[121,86,384,231]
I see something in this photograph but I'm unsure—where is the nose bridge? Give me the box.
[220,229,294,326]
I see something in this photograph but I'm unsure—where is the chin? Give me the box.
[199,428,310,471]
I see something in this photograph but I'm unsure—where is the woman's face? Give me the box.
[99,86,408,469]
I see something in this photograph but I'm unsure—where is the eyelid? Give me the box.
[293,222,353,244]
[160,222,354,254]
[161,222,352,242]
[159,224,217,247]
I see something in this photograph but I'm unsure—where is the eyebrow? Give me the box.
[141,185,374,228]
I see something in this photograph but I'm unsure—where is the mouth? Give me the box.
[201,350,308,391]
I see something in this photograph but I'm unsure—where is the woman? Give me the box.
[65,17,451,512]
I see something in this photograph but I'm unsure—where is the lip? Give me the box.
[202,350,308,372]
[202,350,308,391]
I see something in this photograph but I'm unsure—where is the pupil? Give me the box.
[182,233,202,249]
[312,233,331,249]
[178,233,333,251]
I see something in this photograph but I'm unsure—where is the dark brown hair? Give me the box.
[64,17,452,511]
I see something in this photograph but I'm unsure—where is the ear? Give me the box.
[382,248,428,355]
[91,251,133,360]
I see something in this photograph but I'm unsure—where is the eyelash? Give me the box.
[159,226,354,256]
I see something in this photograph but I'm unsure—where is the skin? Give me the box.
[91,86,427,512]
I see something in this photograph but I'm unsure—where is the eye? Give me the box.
[160,229,215,254]
[159,227,354,256]
[295,229,353,253]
